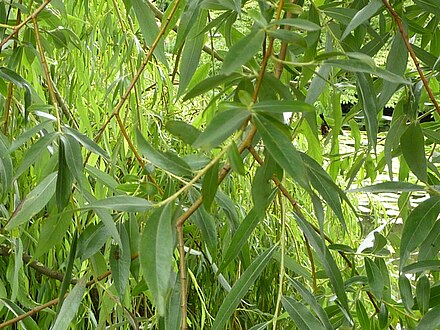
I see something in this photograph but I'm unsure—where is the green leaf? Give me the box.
[416,275,430,315]
[9,120,53,152]
[415,305,440,330]
[183,73,241,101]
[6,172,57,230]
[293,212,349,313]
[193,203,218,256]
[50,277,87,330]
[227,141,245,175]
[419,221,440,261]
[15,131,59,179]
[356,300,370,329]
[212,245,276,330]
[401,122,427,182]
[348,181,425,193]
[64,126,109,160]
[221,29,265,75]
[341,0,383,39]
[357,73,378,150]
[378,32,408,108]
[0,66,30,88]
[252,100,314,115]
[76,222,109,261]
[61,134,83,188]
[365,257,384,300]
[414,0,440,17]
[0,134,13,201]
[82,191,122,247]
[136,128,192,176]
[287,278,333,330]
[402,260,440,274]
[399,275,414,311]
[131,0,167,66]
[110,223,131,297]
[192,108,249,150]
[270,18,321,31]
[253,114,310,191]
[325,59,410,84]
[0,298,40,330]
[202,160,219,210]
[219,208,264,273]
[165,120,201,145]
[56,140,73,211]
[273,252,311,279]
[35,212,72,257]
[281,296,326,330]
[177,10,207,97]
[83,195,153,212]
[139,204,176,316]
[268,30,306,48]
[400,196,440,269]
[300,153,347,230]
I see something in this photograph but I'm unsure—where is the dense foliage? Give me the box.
[0,0,439,329]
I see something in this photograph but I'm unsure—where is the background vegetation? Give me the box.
[0,0,439,329]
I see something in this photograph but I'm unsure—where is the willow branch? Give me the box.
[382,0,440,115]
[0,0,51,49]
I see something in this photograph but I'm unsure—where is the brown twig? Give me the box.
[0,0,51,49]
[382,0,440,115]
[32,17,62,131]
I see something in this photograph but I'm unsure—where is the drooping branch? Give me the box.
[382,0,440,115]
[0,0,52,49]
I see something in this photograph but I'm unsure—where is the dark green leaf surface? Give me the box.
[401,122,427,182]
[282,296,326,330]
[139,204,176,316]
[192,108,249,150]
[400,196,440,269]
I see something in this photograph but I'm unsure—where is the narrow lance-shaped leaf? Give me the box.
[287,277,333,330]
[131,0,167,66]
[202,160,219,210]
[56,140,73,211]
[136,128,192,176]
[212,245,277,330]
[82,195,153,212]
[253,114,310,192]
[293,212,349,313]
[399,196,440,269]
[415,305,440,330]
[50,277,87,330]
[6,172,58,230]
[139,203,176,316]
[177,9,207,97]
[192,107,249,150]
[0,298,40,330]
[357,73,378,150]
[61,134,83,188]
[221,29,265,75]
[110,223,131,297]
[64,126,109,160]
[400,122,427,183]
[341,0,384,39]
[282,296,326,330]
[252,100,314,115]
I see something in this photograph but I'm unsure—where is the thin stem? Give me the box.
[94,0,183,142]
[0,0,51,49]
[32,17,62,131]
[382,0,440,115]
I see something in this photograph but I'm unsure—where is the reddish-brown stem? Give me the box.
[382,0,440,115]
[0,0,51,49]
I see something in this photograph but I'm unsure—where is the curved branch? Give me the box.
[382,0,440,115]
